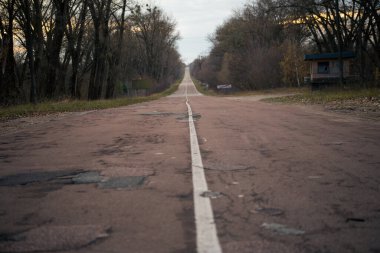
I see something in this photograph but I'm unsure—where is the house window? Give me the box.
[318,62,330,74]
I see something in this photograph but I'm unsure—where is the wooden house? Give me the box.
[304,51,355,88]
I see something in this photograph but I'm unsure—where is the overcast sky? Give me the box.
[150,0,248,64]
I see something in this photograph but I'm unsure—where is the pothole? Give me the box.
[0,225,110,252]
[261,223,305,235]
[346,218,365,223]
[204,164,256,172]
[0,170,84,186]
[98,176,145,189]
[139,111,179,116]
[251,207,284,216]
[200,191,223,199]
[72,172,104,184]
[0,171,147,190]
[139,111,202,123]
[177,113,201,122]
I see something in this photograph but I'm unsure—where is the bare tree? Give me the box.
[193,0,380,89]
[280,0,380,82]
[17,0,38,103]
[0,0,22,105]
[106,0,127,98]
[88,0,113,100]
[130,4,180,83]
[45,0,70,97]
[1,0,183,104]
[66,0,88,98]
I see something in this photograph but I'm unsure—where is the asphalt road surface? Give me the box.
[1,69,380,253]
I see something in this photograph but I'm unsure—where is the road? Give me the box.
[1,69,380,253]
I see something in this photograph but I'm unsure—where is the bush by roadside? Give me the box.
[190,77,218,96]
[191,75,306,97]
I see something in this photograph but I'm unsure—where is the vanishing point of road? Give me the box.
[1,69,380,253]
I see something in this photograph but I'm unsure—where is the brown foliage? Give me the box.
[0,0,183,104]
[191,0,380,89]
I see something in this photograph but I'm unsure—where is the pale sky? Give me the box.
[151,0,248,64]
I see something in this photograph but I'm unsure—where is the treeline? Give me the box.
[190,0,379,90]
[0,0,184,105]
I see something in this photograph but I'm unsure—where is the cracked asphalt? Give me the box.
[1,69,380,252]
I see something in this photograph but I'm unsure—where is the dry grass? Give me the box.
[226,87,307,97]
[0,79,182,120]
[264,88,380,104]
[191,75,306,97]
[264,88,380,116]
[191,77,218,96]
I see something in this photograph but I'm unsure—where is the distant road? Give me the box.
[0,68,379,253]
[169,70,202,98]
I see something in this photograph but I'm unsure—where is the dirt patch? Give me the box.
[263,91,380,120]
[323,97,380,119]
[226,93,297,102]
[0,113,73,136]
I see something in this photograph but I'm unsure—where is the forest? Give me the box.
[190,0,380,90]
[0,0,184,105]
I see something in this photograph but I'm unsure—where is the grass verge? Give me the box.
[191,76,306,97]
[0,78,182,120]
[190,76,218,96]
[227,87,307,97]
[264,88,380,116]
[263,88,380,104]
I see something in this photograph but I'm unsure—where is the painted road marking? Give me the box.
[186,78,222,253]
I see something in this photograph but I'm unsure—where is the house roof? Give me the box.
[304,51,355,61]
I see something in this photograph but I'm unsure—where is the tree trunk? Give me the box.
[88,0,112,100]
[88,27,108,100]
[106,0,127,98]
[68,0,87,99]
[0,0,22,105]
[32,0,45,97]
[21,0,38,103]
[45,0,69,97]
[334,0,344,85]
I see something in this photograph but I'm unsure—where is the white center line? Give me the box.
[186,79,222,253]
